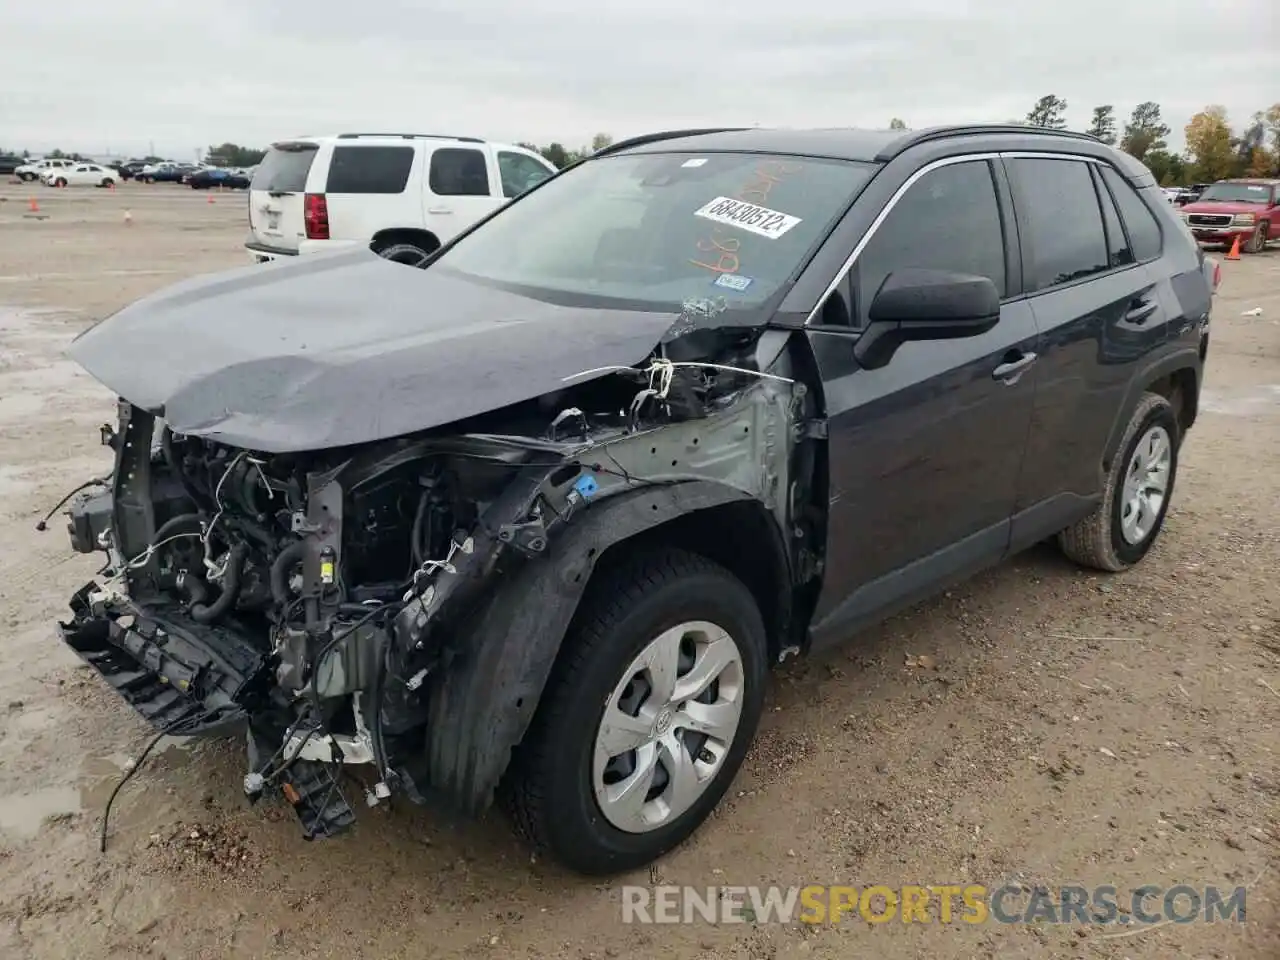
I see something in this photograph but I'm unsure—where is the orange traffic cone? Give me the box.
[27,197,38,212]
[207,194,215,204]
[1226,235,1241,260]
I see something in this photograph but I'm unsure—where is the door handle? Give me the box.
[428,206,454,215]
[991,351,1037,382]
[1126,296,1159,325]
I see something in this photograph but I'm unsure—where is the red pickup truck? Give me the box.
[1177,178,1278,253]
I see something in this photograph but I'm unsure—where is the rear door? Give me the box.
[423,145,500,240]
[321,143,419,242]
[248,141,320,253]
[1006,155,1172,547]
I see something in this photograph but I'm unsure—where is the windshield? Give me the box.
[1196,182,1273,204]
[432,151,876,310]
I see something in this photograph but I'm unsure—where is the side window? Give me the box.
[1008,158,1108,291]
[1090,166,1134,269]
[429,148,491,197]
[849,160,1006,326]
[497,151,553,198]
[325,146,414,194]
[1099,166,1162,262]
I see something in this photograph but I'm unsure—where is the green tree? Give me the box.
[1184,106,1238,182]
[1086,105,1117,145]
[889,117,907,130]
[1261,103,1280,175]
[538,143,571,168]
[1120,102,1169,161]
[590,132,614,153]
[203,142,267,167]
[1144,149,1186,185]
[1026,95,1068,129]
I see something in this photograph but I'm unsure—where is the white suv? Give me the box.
[244,133,558,265]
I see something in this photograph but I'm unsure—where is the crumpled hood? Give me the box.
[67,250,681,452]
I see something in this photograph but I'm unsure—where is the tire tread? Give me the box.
[506,548,733,857]
[1058,391,1175,571]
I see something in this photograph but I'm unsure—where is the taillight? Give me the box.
[1212,261,1221,290]
[304,193,329,240]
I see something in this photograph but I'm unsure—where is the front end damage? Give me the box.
[55,333,819,841]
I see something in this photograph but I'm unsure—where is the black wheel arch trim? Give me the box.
[1102,347,1202,469]
[421,480,787,815]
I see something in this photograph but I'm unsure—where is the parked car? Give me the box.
[41,162,119,188]
[1162,186,1196,206]
[188,167,249,190]
[139,162,200,183]
[1176,178,1277,253]
[0,154,25,176]
[54,123,1211,876]
[245,132,557,265]
[15,157,74,182]
[116,160,150,181]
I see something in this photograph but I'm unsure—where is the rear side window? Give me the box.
[1008,158,1108,291]
[429,148,491,197]
[251,144,317,193]
[851,159,1007,325]
[1090,166,1135,269]
[325,145,414,194]
[1099,166,1162,262]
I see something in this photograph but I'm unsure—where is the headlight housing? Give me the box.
[1232,213,1257,225]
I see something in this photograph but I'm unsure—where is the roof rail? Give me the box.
[875,124,1103,162]
[335,133,485,143]
[592,128,752,159]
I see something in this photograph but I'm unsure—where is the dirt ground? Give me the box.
[0,180,1276,960]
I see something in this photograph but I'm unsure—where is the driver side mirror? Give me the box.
[853,268,1000,370]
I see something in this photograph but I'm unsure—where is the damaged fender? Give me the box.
[420,479,789,814]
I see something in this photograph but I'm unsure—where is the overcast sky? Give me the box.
[3,0,1272,159]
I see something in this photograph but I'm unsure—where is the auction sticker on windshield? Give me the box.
[694,196,802,240]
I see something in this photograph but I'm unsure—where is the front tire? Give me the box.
[1058,392,1179,571]
[507,549,768,875]
[1244,223,1268,254]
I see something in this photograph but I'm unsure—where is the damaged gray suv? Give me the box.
[54,124,1213,875]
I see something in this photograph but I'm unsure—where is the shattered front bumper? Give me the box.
[58,583,358,838]
[57,583,266,735]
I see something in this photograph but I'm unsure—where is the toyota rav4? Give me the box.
[52,124,1213,876]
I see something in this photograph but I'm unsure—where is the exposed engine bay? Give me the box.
[56,330,819,841]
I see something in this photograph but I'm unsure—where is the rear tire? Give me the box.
[1058,392,1179,572]
[506,548,768,875]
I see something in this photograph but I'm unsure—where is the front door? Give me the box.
[805,157,1037,646]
